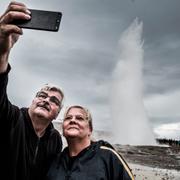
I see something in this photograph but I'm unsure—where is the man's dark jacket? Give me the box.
[0,66,62,180]
[47,140,134,180]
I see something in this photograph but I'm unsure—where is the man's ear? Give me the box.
[55,107,61,119]
[58,106,62,114]
[55,111,59,119]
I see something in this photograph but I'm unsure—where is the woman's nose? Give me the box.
[71,117,76,121]
[69,117,77,123]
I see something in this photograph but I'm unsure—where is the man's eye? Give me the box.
[50,97,60,106]
[38,94,47,98]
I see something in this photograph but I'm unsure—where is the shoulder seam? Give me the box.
[100,146,134,180]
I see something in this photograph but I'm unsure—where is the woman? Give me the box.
[47,105,134,180]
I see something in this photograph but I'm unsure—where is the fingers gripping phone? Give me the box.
[12,9,62,32]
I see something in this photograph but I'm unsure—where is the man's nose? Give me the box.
[42,97,51,103]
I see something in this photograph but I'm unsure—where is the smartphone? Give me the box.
[12,9,62,32]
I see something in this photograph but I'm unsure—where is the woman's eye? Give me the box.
[76,116,84,121]
[64,117,71,120]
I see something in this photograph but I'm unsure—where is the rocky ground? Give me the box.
[114,144,180,179]
[114,144,180,170]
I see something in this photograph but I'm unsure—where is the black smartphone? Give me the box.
[12,9,62,32]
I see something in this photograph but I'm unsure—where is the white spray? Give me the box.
[110,18,155,145]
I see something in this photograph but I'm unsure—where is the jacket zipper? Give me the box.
[33,137,40,164]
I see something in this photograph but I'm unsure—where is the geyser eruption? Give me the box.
[110,18,155,145]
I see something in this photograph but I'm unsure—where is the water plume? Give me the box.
[110,18,155,145]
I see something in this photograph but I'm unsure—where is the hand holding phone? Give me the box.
[12,9,62,32]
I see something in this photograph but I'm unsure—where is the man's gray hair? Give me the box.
[39,83,64,108]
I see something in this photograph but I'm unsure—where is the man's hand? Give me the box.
[0,1,31,72]
[0,1,31,53]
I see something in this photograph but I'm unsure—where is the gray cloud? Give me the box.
[1,0,180,141]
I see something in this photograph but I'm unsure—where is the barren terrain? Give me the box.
[114,144,180,179]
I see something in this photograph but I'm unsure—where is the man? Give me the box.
[0,1,63,180]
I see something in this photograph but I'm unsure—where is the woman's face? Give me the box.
[63,107,92,139]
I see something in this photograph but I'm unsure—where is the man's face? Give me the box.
[63,107,92,139]
[29,90,62,121]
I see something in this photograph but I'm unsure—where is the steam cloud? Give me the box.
[110,18,155,145]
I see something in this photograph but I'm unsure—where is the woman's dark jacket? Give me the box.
[0,66,62,180]
[47,140,134,180]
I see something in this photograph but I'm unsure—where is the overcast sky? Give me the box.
[1,0,180,142]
